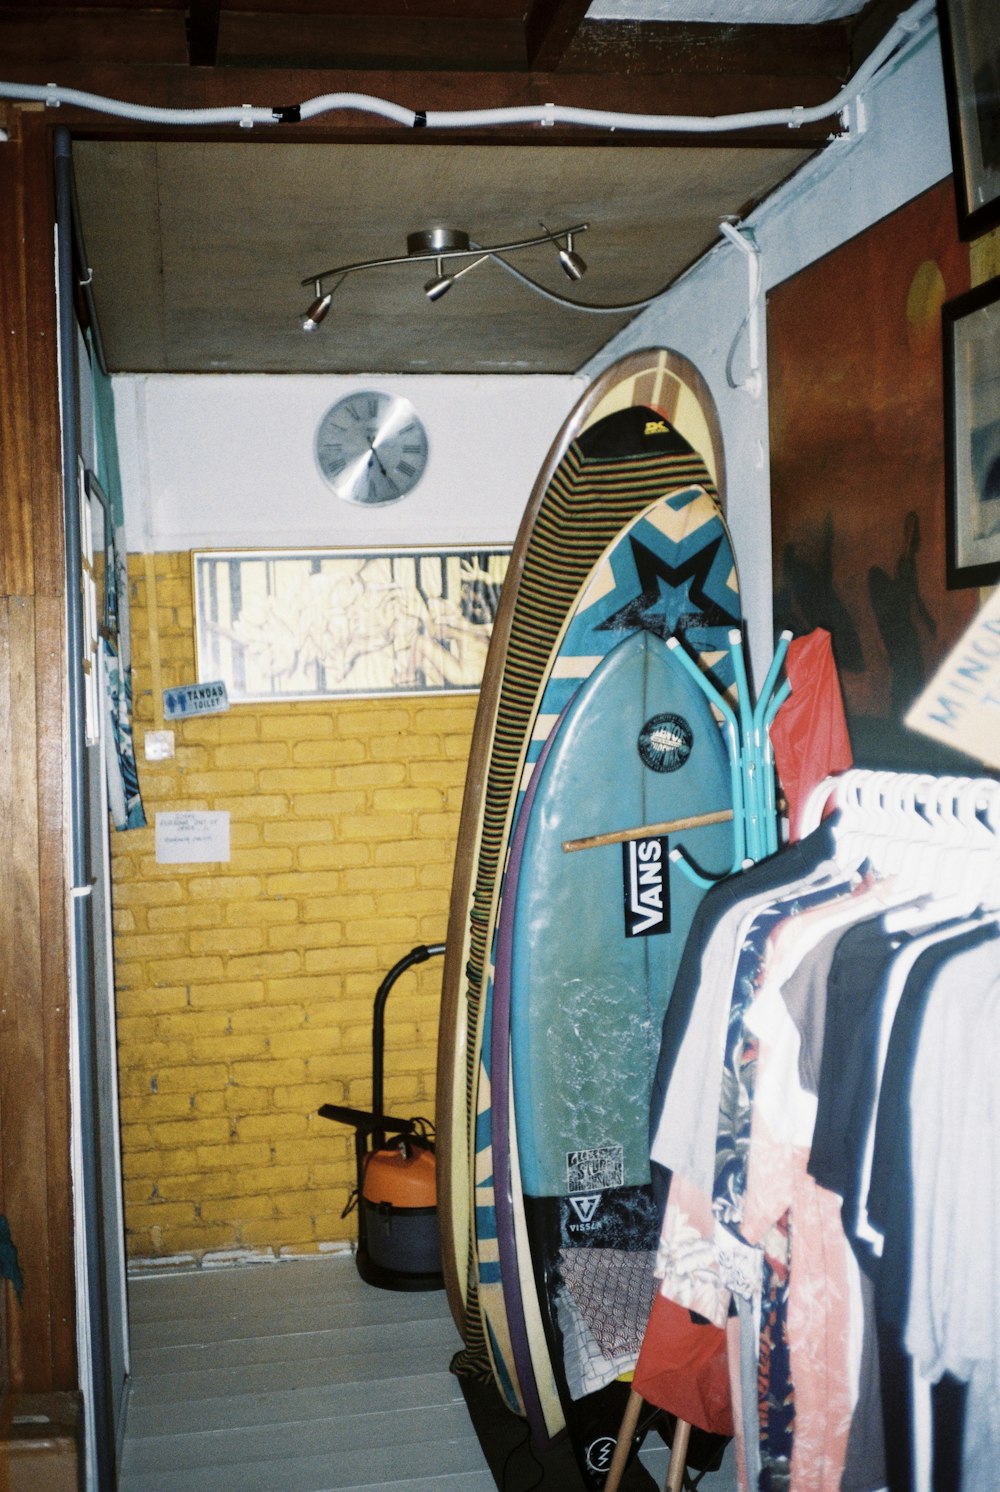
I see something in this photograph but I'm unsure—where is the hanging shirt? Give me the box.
[769,628,853,844]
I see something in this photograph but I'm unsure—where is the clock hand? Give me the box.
[365,434,391,481]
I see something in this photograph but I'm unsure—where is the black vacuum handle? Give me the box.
[318,1102,417,1137]
[371,942,445,1146]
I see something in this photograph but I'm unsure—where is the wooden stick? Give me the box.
[562,807,734,854]
[664,1417,692,1492]
[602,1389,645,1492]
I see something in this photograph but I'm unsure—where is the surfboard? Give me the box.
[469,464,741,1420]
[436,350,728,1359]
[504,629,733,1486]
[436,348,728,1347]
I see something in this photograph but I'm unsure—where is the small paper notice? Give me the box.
[905,585,1000,769]
[155,811,231,864]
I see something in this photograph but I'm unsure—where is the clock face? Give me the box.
[315,391,429,506]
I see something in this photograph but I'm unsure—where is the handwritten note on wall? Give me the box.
[155,811,231,864]
[905,585,1000,769]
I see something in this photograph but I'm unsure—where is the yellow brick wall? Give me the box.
[111,551,476,1259]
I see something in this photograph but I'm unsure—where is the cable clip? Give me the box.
[540,102,556,128]
[838,94,868,138]
[239,103,254,130]
[70,882,95,900]
[786,105,804,130]
[45,82,61,109]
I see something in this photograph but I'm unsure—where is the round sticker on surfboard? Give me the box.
[637,711,694,772]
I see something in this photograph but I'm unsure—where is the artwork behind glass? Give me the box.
[194,546,510,701]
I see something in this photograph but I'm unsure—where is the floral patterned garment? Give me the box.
[714,887,855,1486]
[655,881,856,1487]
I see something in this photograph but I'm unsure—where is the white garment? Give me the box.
[650,856,843,1194]
[905,937,1000,1383]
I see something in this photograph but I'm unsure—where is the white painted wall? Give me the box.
[112,373,583,552]
[580,19,953,688]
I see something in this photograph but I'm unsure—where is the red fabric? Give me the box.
[632,1294,734,1437]
[770,628,853,842]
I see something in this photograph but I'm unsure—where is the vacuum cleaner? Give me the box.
[319,941,445,1291]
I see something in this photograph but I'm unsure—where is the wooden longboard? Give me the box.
[435,349,728,1353]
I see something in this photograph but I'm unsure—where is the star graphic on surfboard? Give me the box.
[596,533,739,643]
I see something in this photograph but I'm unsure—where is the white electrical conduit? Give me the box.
[0,0,934,136]
[719,220,763,394]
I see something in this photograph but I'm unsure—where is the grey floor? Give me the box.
[117,1252,734,1491]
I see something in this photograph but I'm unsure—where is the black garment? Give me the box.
[806,916,900,1275]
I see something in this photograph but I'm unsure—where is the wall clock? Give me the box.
[315,390,429,506]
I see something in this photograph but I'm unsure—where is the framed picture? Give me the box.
[193,546,511,702]
[938,0,1000,239]
[943,275,1000,589]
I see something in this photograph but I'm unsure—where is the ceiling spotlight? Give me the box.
[424,252,489,302]
[424,257,455,301]
[299,221,590,330]
[540,221,587,282]
[559,232,587,282]
[302,282,333,331]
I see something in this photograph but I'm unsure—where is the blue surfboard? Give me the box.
[471,473,740,1424]
[505,629,733,1485]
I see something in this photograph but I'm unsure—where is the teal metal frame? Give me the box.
[665,628,793,886]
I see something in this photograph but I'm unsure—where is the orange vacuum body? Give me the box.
[361,1136,441,1278]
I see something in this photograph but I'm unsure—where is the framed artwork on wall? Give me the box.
[943,274,1000,588]
[938,0,1000,240]
[193,546,511,702]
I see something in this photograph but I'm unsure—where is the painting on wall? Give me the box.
[943,273,1000,587]
[938,0,1000,239]
[193,546,510,702]
[768,179,980,768]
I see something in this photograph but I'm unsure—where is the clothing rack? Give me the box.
[613,763,1000,1492]
[801,765,1000,856]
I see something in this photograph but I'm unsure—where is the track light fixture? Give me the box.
[300,221,589,329]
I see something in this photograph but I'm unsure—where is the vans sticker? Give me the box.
[623,835,670,938]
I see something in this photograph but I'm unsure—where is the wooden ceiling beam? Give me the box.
[0,6,870,84]
[846,0,910,75]
[187,0,221,67]
[213,13,528,71]
[524,0,591,72]
[563,19,852,82]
